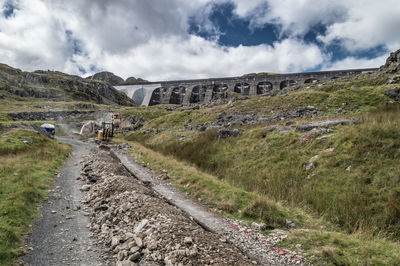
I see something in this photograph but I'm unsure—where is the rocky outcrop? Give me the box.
[124,77,149,85]
[380,49,400,74]
[86,72,149,86]
[385,87,400,100]
[87,71,125,86]
[214,106,320,128]
[296,119,361,132]
[0,64,136,106]
[8,111,96,121]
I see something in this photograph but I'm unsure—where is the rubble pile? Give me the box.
[80,149,255,265]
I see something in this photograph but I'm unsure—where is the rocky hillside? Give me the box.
[87,71,149,86]
[0,64,136,106]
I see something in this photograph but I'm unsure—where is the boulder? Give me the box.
[217,129,241,139]
[262,125,278,137]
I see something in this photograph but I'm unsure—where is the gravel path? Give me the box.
[22,137,112,266]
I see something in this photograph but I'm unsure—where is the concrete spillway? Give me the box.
[114,84,161,106]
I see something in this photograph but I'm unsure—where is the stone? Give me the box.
[80,184,92,191]
[130,246,140,254]
[277,126,292,134]
[184,237,193,245]
[134,219,148,233]
[129,252,141,262]
[117,250,129,261]
[262,125,278,137]
[217,128,241,139]
[296,119,361,132]
[299,128,332,143]
[111,236,121,249]
[135,237,143,248]
[285,219,296,228]
[250,222,267,231]
[304,155,319,170]
[189,246,198,256]
[125,232,134,240]
[116,260,135,266]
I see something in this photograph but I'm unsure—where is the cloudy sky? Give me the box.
[0,0,399,81]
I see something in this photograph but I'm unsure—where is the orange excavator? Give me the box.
[97,121,114,141]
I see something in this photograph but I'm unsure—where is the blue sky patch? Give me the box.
[189,2,279,47]
[65,30,83,55]
[2,0,18,19]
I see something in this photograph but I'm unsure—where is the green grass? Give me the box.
[127,104,400,238]
[116,139,329,229]
[119,128,400,265]
[0,129,71,265]
[280,229,400,265]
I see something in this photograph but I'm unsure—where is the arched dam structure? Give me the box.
[115,68,378,106]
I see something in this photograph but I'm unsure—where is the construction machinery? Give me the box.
[97,122,114,141]
[111,113,121,129]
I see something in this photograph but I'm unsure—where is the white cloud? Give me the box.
[317,1,400,52]
[0,0,326,80]
[322,54,388,71]
[0,0,396,81]
[94,36,325,80]
[228,0,400,53]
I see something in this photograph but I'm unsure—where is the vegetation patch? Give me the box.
[279,229,400,265]
[0,129,71,265]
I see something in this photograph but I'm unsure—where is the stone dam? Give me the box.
[114,68,378,106]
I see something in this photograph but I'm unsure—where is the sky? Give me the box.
[0,0,399,81]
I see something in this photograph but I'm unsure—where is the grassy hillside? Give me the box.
[117,72,400,264]
[0,129,71,265]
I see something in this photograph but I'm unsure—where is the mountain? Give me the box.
[0,64,135,106]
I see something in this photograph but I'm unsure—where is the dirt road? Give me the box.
[22,137,112,266]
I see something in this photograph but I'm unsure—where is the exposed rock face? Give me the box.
[87,71,125,86]
[385,87,400,101]
[381,49,400,69]
[124,77,149,85]
[86,72,149,86]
